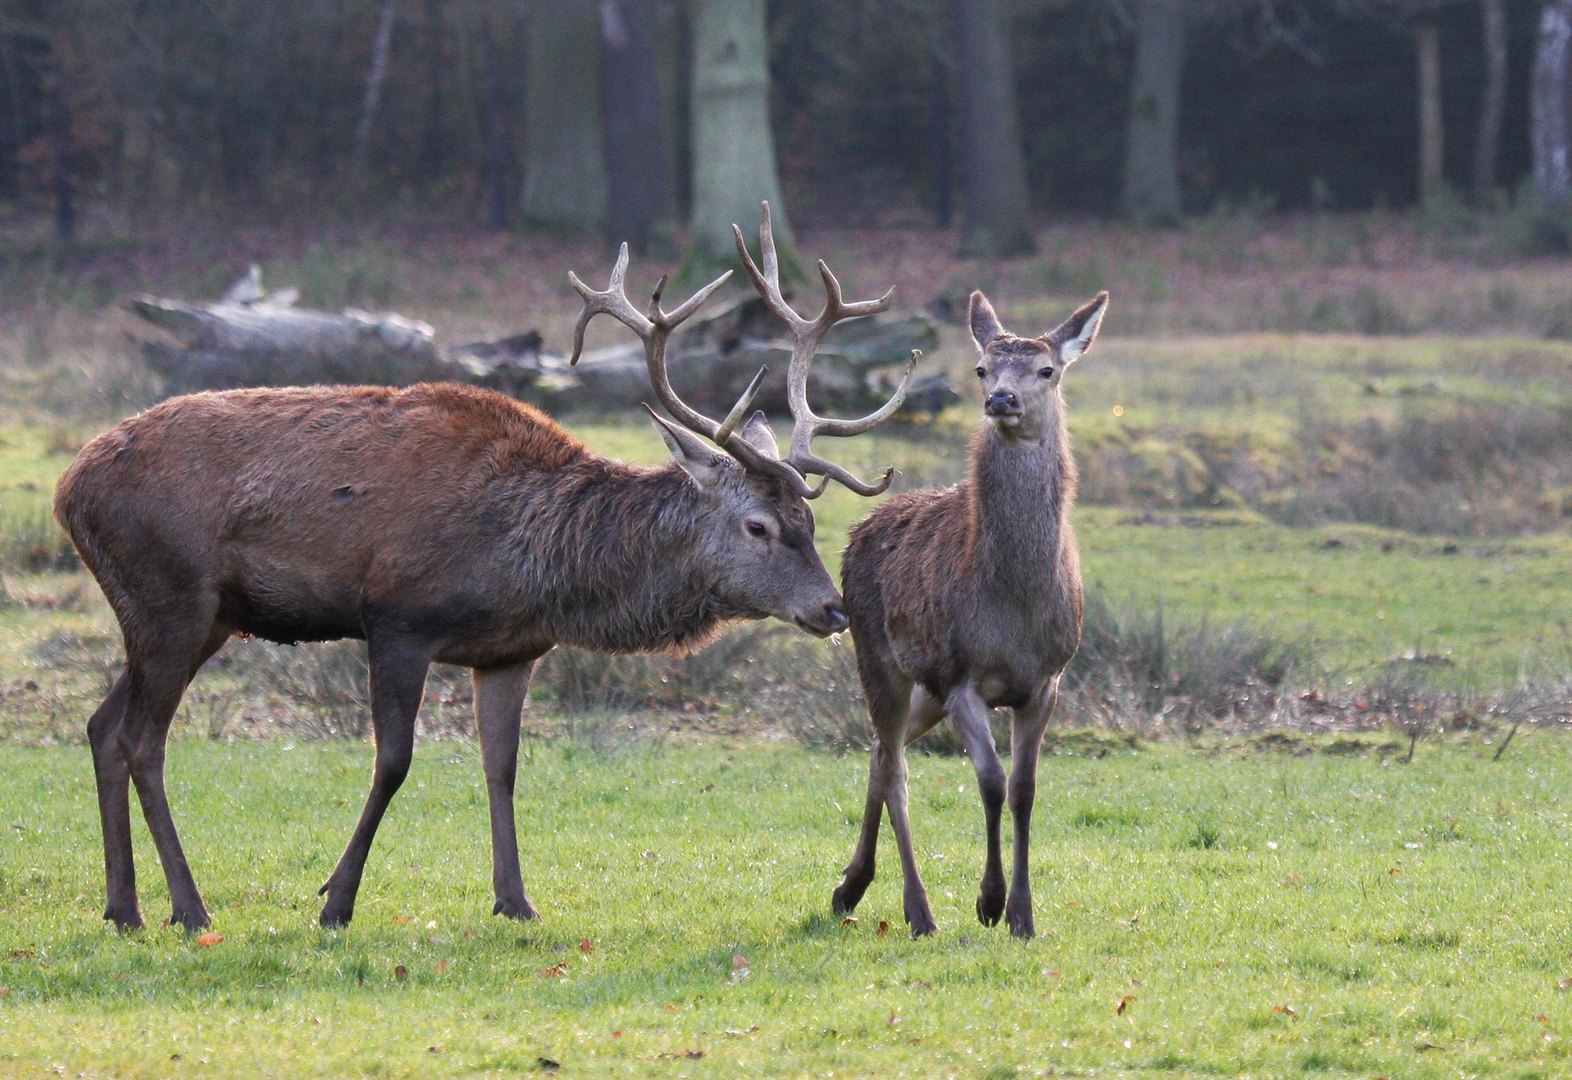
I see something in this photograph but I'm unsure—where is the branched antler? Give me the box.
[732,202,914,496]
[567,244,821,496]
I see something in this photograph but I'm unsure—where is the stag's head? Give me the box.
[968,290,1109,441]
[569,202,914,638]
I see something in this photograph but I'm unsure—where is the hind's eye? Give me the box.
[974,367,986,379]
[1038,366,1055,379]
[745,520,769,538]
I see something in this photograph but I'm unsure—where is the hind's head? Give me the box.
[968,290,1109,440]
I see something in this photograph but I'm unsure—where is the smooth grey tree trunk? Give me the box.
[601,0,675,253]
[522,0,606,231]
[1121,0,1185,224]
[1417,25,1444,206]
[1532,0,1572,204]
[688,0,791,263]
[350,0,398,185]
[1472,0,1508,202]
[952,0,1033,256]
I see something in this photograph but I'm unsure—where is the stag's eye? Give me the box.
[974,367,986,379]
[1038,366,1055,379]
[745,520,769,539]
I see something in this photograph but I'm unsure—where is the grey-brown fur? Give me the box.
[55,382,847,931]
[832,288,1109,938]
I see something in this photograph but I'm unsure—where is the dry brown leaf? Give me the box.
[580,939,594,955]
[393,916,413,925]
[1116,995,1135,1015]
[434,960,450,974]
[1272,1005,1296,1016]
[394,964,409,981]
[877,920,889,937]
[196,933,223,948]
[537,963,569,978]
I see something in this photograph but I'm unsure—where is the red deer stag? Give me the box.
[53,203,912,931]
[829,288,1109,939]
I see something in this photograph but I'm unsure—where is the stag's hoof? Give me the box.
[493,896,539,921]
[104,903,145,932]
[168,907,211,933]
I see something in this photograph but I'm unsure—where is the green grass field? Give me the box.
[5,736,1572,1078]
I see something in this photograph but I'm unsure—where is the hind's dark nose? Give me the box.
[985,390,1020,416]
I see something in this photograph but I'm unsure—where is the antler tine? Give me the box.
[712,366,769,446]
[567,243,652,365]
[729,202,909,498]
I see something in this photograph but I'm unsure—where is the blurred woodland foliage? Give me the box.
[0,1,1558,245]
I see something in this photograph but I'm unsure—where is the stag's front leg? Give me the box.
[1004,679,1058,939]
[319,636,431,928]
[474,660,541,921]
[947,685,1008,928]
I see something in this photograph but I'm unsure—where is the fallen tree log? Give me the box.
[129,267,949,416]
[130,267,452,392]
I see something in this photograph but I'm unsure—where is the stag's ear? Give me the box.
[969,290,1003,350]
[1045,291,1109,365]
[736,410,781,460]
[647,407,732,491]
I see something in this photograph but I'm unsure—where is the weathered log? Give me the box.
[130,266,451,393]
[129,268,950,416]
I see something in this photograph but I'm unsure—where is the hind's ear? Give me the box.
[736,410,781,460]
[1045,291,1109,365]
[969,290,1003,351]
[646,406,732,491]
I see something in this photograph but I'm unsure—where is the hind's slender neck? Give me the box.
[967,393,1075,594]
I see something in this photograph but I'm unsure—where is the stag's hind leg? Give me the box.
[116,618,231,931]
[319,635,431,928]
[947,685,1009,928]
[474,659,543,921]
[1004,679,1058,939]
[87,669,138,928]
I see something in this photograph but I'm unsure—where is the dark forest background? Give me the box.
[0,1,1552,239]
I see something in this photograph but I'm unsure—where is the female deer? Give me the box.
[828,288,1109,938]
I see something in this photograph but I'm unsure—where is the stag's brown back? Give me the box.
[58,384,586,650]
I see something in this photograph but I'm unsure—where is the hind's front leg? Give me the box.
[1003,680,1058,939]
[947,685,1007,927]
[474,659,542,921]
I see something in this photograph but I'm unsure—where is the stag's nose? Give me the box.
[985,390,1020,416]
[822,602,850,634]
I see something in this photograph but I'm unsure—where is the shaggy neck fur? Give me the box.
[966,389,1076,598]
[502,458,745,654]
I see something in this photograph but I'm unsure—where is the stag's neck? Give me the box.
[506,461,737,653]
[967,397,1074,595]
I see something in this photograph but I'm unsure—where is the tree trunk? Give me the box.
[952,0,1034,256]
[522,0,606,231]
[600,0,675,253]
[1417,24,1444,206]
[350,0,399,185]
[930,37,953,229]
[1121,0,1185,224]
[480,8,510,232]
[1472,0,1508,202]
[50,64,73,242]
[1532,0,1572,204]
[688,0,792,265]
